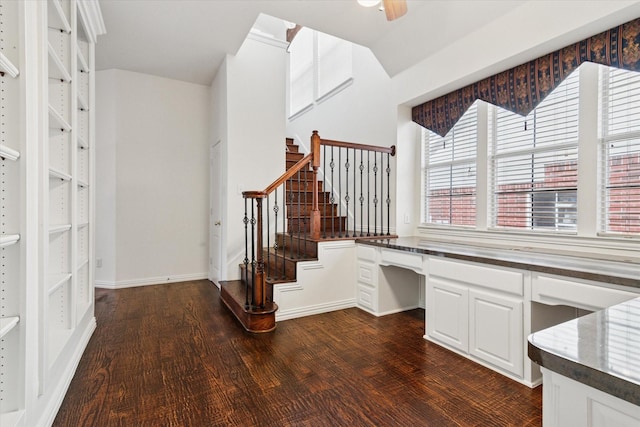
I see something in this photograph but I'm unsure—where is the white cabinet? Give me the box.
[426,257,525,380]
[426,277,468,352]
[469,289,523,377]
[541,367,640,427]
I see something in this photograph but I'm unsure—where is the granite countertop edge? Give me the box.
[355,237,640,289]
[527,336,640,405]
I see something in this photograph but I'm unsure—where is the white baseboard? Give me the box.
[275,298,357,321]
[95,273,208,289]
[39,317,96,427]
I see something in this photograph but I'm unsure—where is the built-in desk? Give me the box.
[356,237,640,391]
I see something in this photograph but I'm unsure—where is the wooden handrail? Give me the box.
[243,153,313,199]
[320,138,396,156]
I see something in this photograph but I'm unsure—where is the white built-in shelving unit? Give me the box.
[1,1,103,425]
[1,0,25,424]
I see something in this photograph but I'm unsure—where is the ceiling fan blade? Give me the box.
[383,0,407,21]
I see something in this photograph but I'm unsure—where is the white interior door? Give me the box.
[209,141,222,285]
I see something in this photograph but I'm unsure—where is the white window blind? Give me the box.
[317,32,352,100]
[288,27,314,116]
[490,68,580,232]
[422,102,478,226]
[599,66,640,234]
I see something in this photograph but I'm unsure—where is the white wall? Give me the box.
[95,69,116,284]
[95,69,210,288]
[286,43,395,151]
[212,37,287,280]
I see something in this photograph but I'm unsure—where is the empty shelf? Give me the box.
[0,144,20,161]
[0,50,19,78]
[0,234,20,248]
[48,42,72,82]
[77,179,89,188]
[49,167,72,181]
[48,105,72,132]
[78,222,89,229]
[0,316,20,339]
[49,224,72,234]
[49,273,72,295]
[48,0,71,33]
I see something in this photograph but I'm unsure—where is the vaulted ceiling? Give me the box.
[95,0,526,85]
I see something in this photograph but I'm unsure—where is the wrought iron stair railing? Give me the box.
[229,131,396,331]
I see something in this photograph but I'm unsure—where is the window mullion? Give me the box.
[577,62,599,237]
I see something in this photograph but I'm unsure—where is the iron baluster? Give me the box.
[283,184,287,279]
[250,200,256,308]
[359,150,364,237]
[266,195,270,279]
[273,189,279,279]
[338,148,342,237]
[345,148,350,237]
[303,168,308,258]
[297,171,302,259]
[243,198,250,309]
[322,144,327,239]
[330,146,335,238]
[386,152,391,235]
[367,151,371,236]
[373,151,378,236]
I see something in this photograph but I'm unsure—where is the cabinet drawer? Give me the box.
[429,257,523,296]
[357,245,377,262]
[380,248,423,273]
[357,284,376,312]
[357,262,375,286]
[532,274,638,311]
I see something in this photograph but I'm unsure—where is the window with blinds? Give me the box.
[490,68,580,232]
[599,67,640,234]
[422,102,478,226]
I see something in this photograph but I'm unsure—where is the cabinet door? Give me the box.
[426,277,468,352]
[469,289,523,377]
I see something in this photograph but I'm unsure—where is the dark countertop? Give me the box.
[356,236,640,289]
[528,298,640,405]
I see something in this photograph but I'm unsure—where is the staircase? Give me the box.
[220,138,341,332]
[220,131,396,333]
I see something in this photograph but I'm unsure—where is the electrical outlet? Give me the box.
[96,258,103,268]
[404,213,410,224]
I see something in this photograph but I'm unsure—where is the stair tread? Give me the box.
[220,280,277,314]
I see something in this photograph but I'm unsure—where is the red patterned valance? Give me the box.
[412,17,640,137]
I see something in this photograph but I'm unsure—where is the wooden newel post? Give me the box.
[310,130,322,240]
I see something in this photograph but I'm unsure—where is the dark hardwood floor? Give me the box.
[54,280,542,426]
